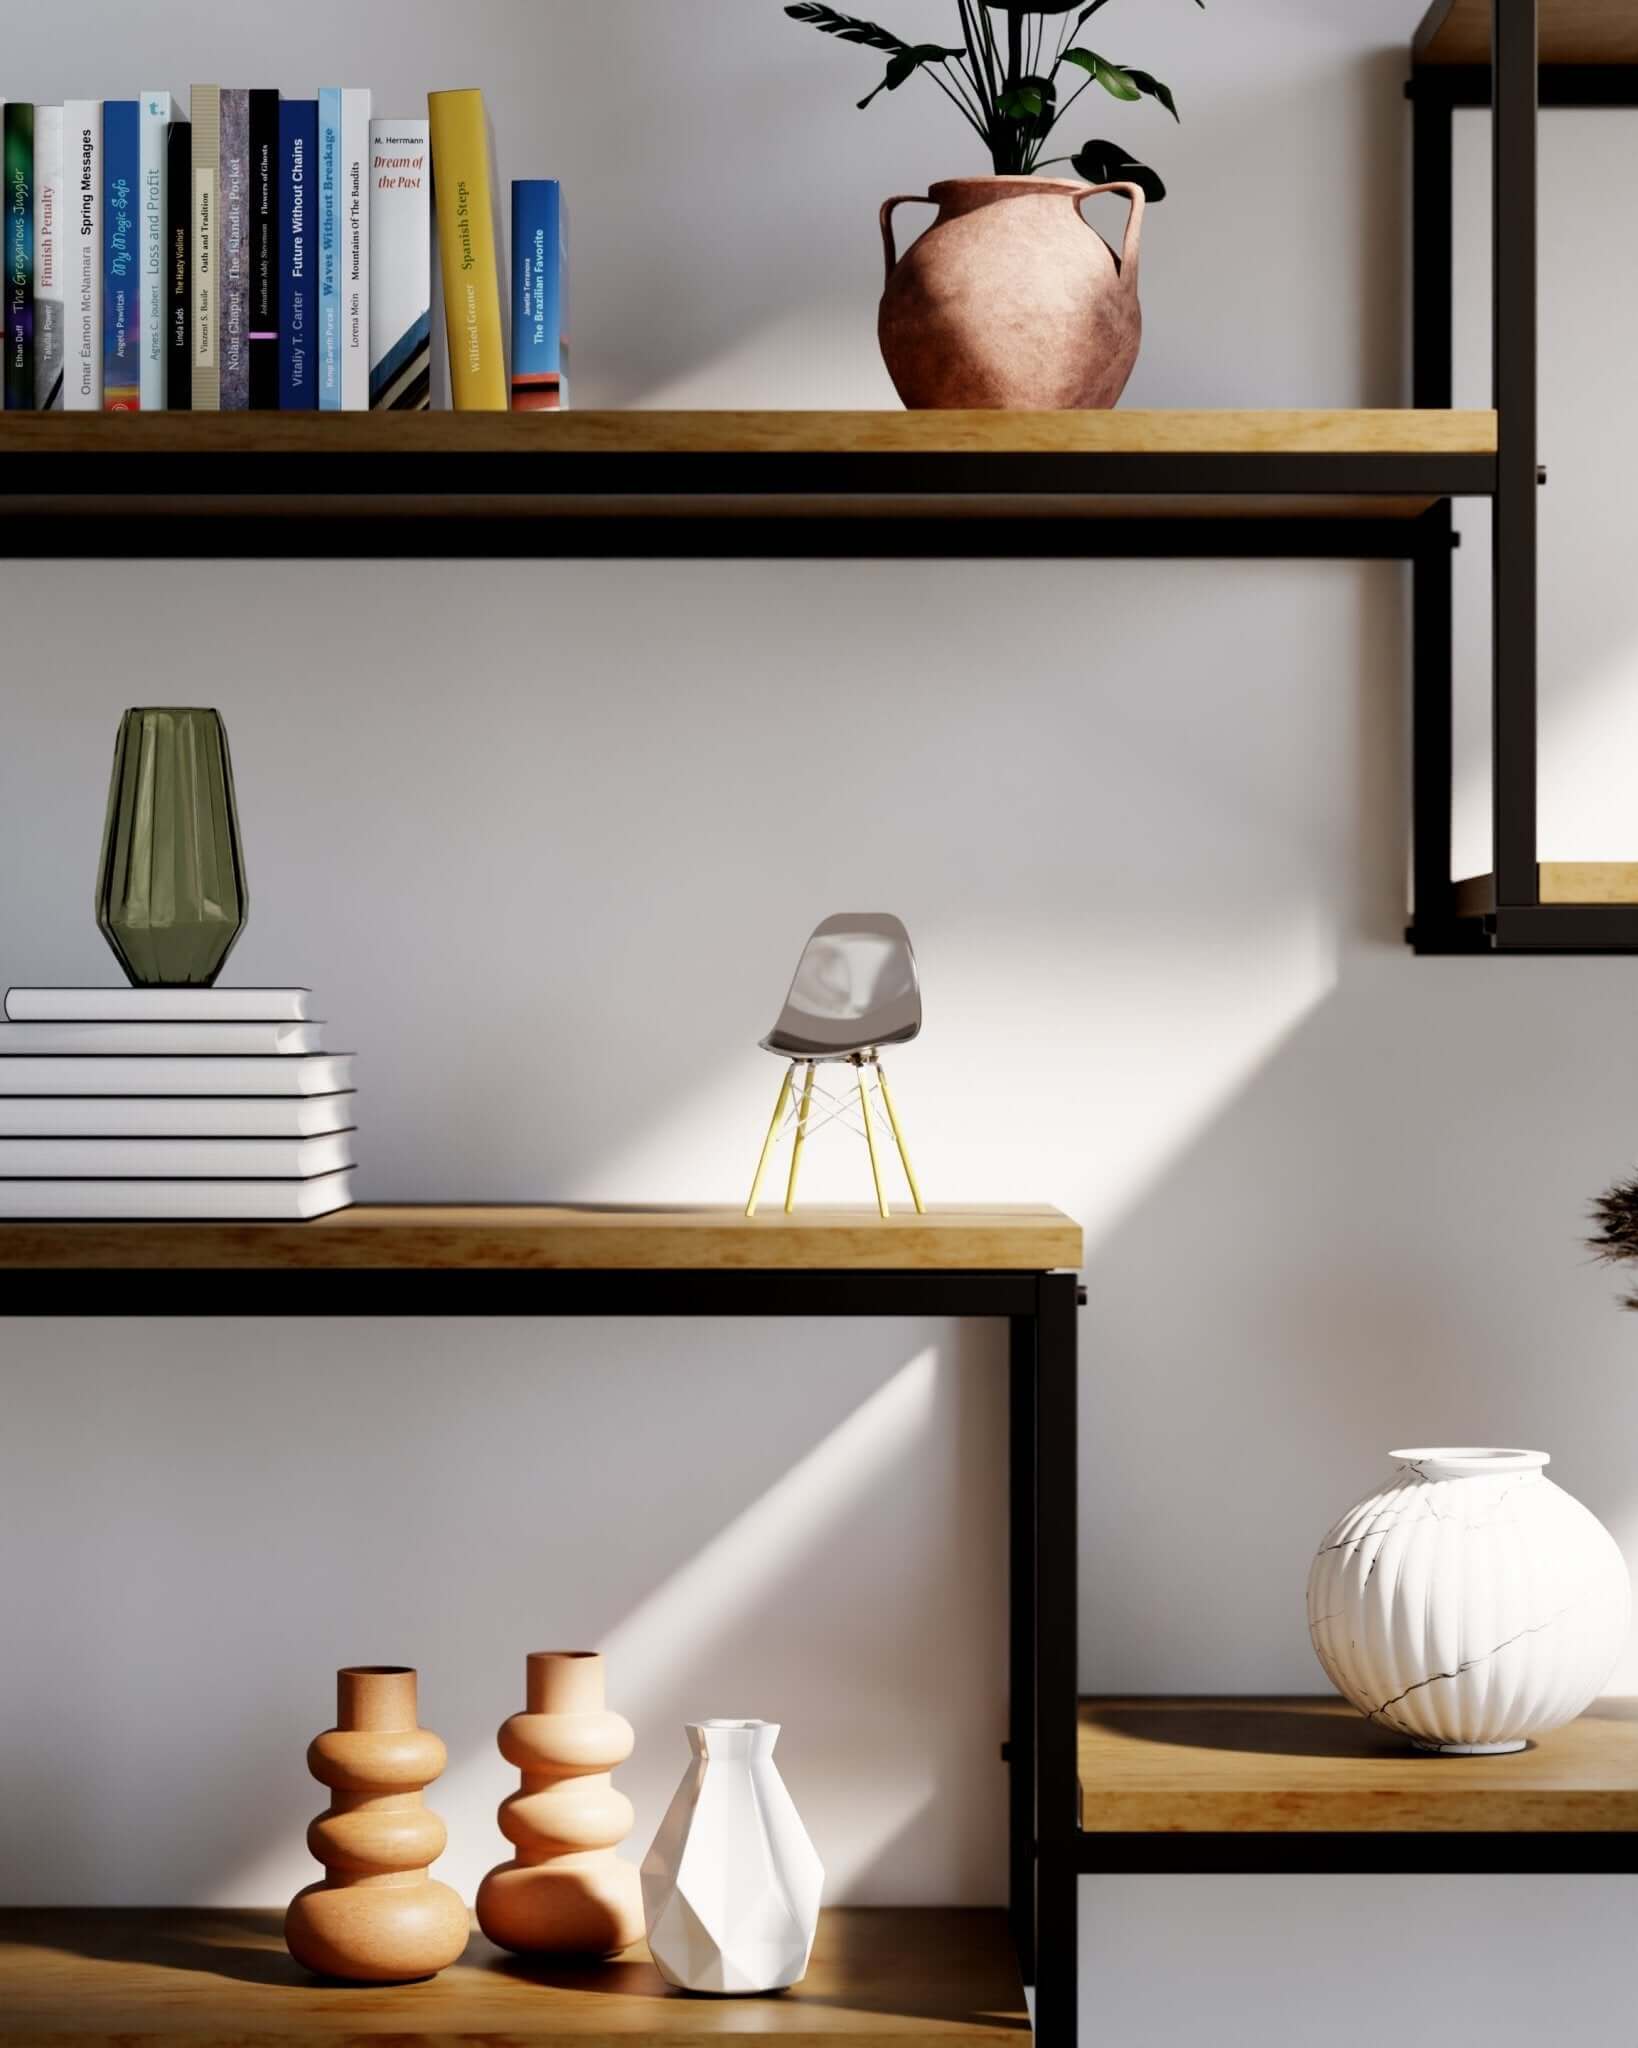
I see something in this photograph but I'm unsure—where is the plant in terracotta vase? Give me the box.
[784,1,1200,410]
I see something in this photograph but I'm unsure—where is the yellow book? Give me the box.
[428,88,506,410]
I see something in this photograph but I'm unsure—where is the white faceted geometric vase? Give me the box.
[1308,1447,1631,1754]
[641,1719,824,1995]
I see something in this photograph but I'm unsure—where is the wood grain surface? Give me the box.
[0,409,1498,458]
[1079,1696,1638,1832]
[1417,0,1638,64]
[0,1908,1026,2045]
[1454,864,1638,915]
[0,1204,1083,1272]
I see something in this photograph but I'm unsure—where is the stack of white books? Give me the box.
[0,988,356,1220]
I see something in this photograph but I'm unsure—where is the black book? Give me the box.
[165,119,192,410]
[248,90,280,408]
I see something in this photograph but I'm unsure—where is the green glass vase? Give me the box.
[95,709,249,987]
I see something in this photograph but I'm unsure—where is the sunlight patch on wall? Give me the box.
[215,1348,962,1908]
[585,906,1341,1244]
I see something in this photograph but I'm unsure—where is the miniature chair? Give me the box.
[745,913,925,1220]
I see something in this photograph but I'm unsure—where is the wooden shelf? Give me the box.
[0,407,1498,456]
[0,408,1498,460]
[1455,863,1638,913]
[1416,0,1638,65]
[0,1203,1082,1274]
[0,411,1498,552]
[0,1908,1026,2046]
[1079,1696,1638,1834]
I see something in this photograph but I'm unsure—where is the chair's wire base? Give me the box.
[745,1053,925,1220]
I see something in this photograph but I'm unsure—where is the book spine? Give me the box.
[428,89,506,411]
[340,90,371,410]
[138,94,177,411]
[248,89,279,408]
[190,86,219,412]
[4,103,33,410]
[165,120,191,409]
[33,106,62,409]
[317,87,341,411]
[63,102,101,410]
[510,180,568,414]
[102,101,138,409]
[368,118,429,411]
[278,102,317,410]
[218,89,249,410]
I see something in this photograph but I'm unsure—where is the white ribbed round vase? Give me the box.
[1307,1448,1630,1754]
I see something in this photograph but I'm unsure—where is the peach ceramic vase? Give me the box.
[475,1650,645,1956]
[284,1666,470,1983]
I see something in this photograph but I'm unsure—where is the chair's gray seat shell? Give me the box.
[761,913,922,1060]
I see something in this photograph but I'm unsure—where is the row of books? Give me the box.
[0,87,567,414]
[0,985,356,1220]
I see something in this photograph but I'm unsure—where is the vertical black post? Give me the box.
[1492,0,1539,908]
[1008,1315,1038,1985]
[1410,75,1458,939]
[1412,79,1454,412]
[1032,1273,1079,2046]
[1413,501,1457,934]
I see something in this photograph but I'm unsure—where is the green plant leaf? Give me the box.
[783,3,908,54]
[1062,50,1143,102]
[998,73,1058,118]
[858,43,967,107]
[1116,65,1180,119]
[1072,138,1166,201]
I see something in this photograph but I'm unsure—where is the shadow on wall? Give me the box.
[0,1316,1005,1910]
[1081,944,1638,1697]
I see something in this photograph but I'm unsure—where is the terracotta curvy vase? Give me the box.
[641,1719,824,1995]
[284,1667,470,1983]
[1308,1449,1631,1754]
[475,1651,644,1957]
[879,176,1145,412]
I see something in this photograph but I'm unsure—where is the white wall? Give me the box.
[3,4,1637,2040]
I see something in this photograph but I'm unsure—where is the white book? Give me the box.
[0,1131,355,1179]
[34,105,64,410]
[340,88,372,409]
[139,91,179,411]
[0,1054,354,1096]
[369,118,430,410]
[0,1170,355,1220]
[0,1092,355,1138]
[6,987,314,1022]
[0,1021,323,1055]
[63,100,101,410]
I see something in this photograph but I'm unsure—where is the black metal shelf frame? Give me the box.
[1410,4,1638,953]
[19,1252,1621,2048]
[7,1262,1084,2039]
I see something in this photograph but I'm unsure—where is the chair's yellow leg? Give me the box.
[857,1062,890,1219]
[875,1061,925,1215]
[746,1065,796,1218]
[784,1064,817,1214]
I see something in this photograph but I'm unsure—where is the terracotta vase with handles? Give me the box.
[878,175,1145,411]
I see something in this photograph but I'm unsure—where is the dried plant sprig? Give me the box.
[1588,1175,1638,1308]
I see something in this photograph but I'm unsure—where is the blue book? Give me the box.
[278,100,318,409]
[102,100,140,409]
[316,87,341,411]
[510,180,568,411]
